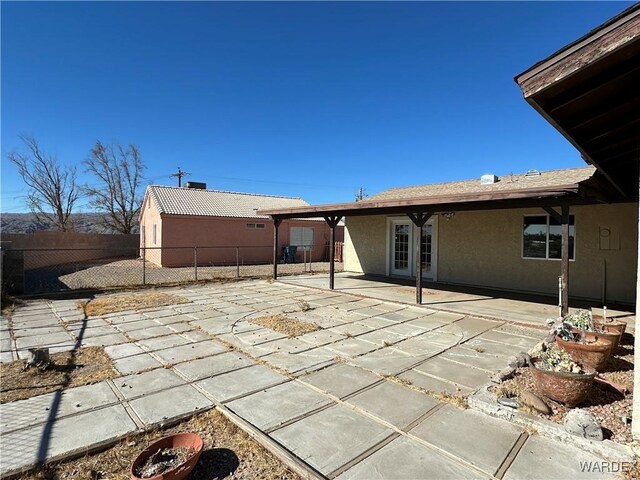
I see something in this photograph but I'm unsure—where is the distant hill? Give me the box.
[1,213,139,234]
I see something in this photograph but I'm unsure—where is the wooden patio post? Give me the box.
[272,218,282,280]
[407,212,432,305]
[324,216,342,290]
[561,204,570,316]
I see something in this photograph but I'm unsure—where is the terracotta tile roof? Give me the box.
[369,167,596,201]
[146,185,311,219]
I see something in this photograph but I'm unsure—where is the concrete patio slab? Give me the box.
[297,329,347,347]
[404,316,446,331]
[136,333,192,351]
[300,363,381,399]
[172,351,254,380]
[328,322,373,337]
[413,356,492,389]
[336,435,486,480]
[113,319,160,332]
[80,332,130,347]
[261,348,336,374]
[355,317,396,330]
[398,369,474,395]
[347,380,441,430]
[391,337,448,358]
[128,384,213,426]
[382,322,432,338]
[115,368,185,400]
[226,381,332,431]
[152,339,228,364]
[438,317,503,342]
[375,310,421,323]
[126,325,182,341]
[234,327,288,345]
[325,337,382,358]
[502,434,616,480]
[439,344,517,372]
[271,404,394,476]
[112,352,164,375]
[349,348,420,376]
[0,381,118,433]
[196,364,288,402]
[357,329,405,346]
[410,404,523,476]
[0,404,137,477]
[478,329,541,349]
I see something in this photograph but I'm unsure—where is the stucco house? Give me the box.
[139,184,341,267]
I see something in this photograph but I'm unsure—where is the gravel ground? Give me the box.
[493,334,635,444]
[23,258,342,293]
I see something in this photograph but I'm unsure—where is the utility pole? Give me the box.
[170,167,189,187]
[355,187,367,202]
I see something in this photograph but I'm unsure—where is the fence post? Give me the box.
[236,247,240,278]
[194,247,198,281]
[142,247,146,285]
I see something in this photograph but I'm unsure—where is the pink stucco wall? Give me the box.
[140,208,342,267]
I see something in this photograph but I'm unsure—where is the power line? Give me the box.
[170,167,190,187]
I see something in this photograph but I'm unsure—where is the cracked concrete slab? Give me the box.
[336,435,485,480]
[272,404,394,476]
[398,369,473,395]
[347,381,440,430]
[300,363,381,399]
[128,384,213,426]
[112,352,163,375]
[438,317,503,342]
[226,381,332,431]
[349,348,420,376]
[410,404,523,476]
[172,351,254,380]
[152,339,228,364]
[413,357,492,390]
[196,364,288,402]
[325,337,381,358]
[115,368,185,400]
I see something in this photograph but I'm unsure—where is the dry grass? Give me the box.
[250,314,318,338]
[0,346,118,403]
[79,292,189,317]
[23,408,300,480]
[433,391,469,409]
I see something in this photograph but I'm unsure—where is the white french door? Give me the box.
[389,218,437,280]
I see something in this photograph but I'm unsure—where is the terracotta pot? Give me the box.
[130,433,204,480]
[530,363,595,407]
[592,315,627,335]
[578,328,622,350]
[555,336,612,372]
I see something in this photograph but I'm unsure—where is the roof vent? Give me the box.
[480,174,498,185]
[524,169,541,178]
[185,181,207,189]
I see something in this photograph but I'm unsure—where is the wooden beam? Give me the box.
[324,216,343,290]
[272,218,282,280]
[561,204,570,316]
[407,212,432,304]
[542,206,561,223]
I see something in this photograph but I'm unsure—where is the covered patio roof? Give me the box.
[514,3,640,199]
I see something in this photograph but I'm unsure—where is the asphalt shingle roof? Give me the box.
[369,166,596,201]
[146,186,310,219]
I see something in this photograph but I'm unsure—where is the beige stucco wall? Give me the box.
[344,203,638,305]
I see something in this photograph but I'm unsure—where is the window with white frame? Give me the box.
[523,214,575,260]
[290,227,314,251]
[152,224,157,245]
[246,223,266,229]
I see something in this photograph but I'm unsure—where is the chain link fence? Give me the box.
[1,243,344,295]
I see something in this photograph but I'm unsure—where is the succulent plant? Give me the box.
[537,344,584,374]
[563,309,593,331]
[546,317,576,341]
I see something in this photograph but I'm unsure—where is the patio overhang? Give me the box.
[514,3,640,199]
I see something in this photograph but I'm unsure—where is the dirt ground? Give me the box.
[0,347,118,404]
[250,314,319,337]
[79,292,189,317]
[22,408,300,480]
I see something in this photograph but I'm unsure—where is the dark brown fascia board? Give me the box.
[514,4,640,90]
[258,184,592,219]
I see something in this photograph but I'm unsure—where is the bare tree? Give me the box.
[84,141,145,234]
[7,135,81,232]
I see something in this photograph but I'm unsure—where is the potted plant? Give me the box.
[564,309,622,349]
[530,343,596,407]
[130,432,203,480]
[591,308,627,336]
[548,317,613,372]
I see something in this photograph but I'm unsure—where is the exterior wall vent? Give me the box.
[185,181,207,189]
[480,174,498,185]
[525,169,541,177]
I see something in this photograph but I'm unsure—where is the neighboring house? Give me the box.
[139,184,342,267]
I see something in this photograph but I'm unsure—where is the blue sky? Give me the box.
[1,1,633,212]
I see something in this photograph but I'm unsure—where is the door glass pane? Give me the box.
[394,224,409,270]
[523,216,547,258]
[421,224,432,272]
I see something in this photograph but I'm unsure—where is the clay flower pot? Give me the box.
[530,364,596,407]
[555,336,613,372]
[580,329,622,350]
[130,433,204,480]
[592,315,627,335]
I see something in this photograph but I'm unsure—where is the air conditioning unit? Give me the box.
[480,174,498,185]
[185,181,207,189]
